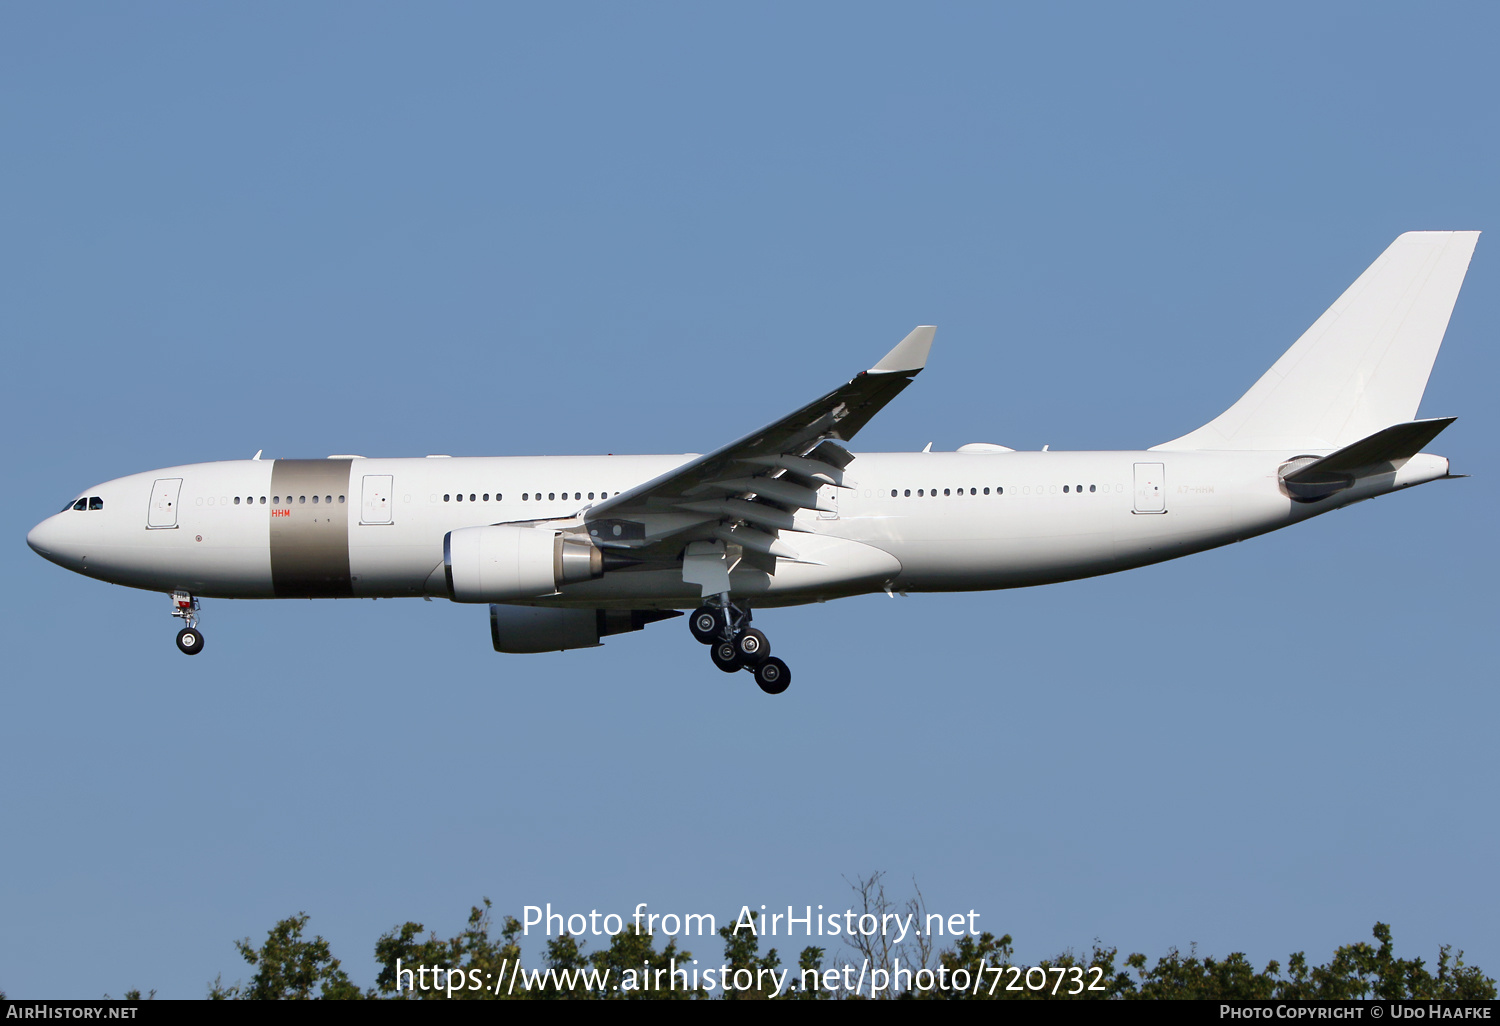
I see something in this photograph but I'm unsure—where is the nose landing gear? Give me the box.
[688,599,791,694]
[171,590,204,655]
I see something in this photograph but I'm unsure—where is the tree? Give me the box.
[785,945,832,1000]
[202,898,1495,1001]
[209,913,363,1000]
[372,900,698,1000]
[1264,923,1495,1001]
[719,910,782,999]
[589,924,699,1000]
[1120,923,1496,1000]
[372,898,523,1000]
[840,871,935,995]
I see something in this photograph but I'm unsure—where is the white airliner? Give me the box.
[28,232,1478,694]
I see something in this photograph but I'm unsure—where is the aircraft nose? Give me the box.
[27,514,72,564]
[28,517,54,556]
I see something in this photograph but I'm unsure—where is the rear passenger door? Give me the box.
[1132,463,1166,514]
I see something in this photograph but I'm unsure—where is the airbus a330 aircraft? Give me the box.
[28,232,1478,694]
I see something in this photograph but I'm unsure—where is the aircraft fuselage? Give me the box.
[27,448,1449,608]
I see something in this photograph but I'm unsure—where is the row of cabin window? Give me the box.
[888,484,1104,497]
[891,487,1006,497]
[270,495,341,505]
[65,497,105,511]
[201,496,346,506]
[441,491,619,502]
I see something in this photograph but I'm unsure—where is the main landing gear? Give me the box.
[171,590,204,655]
[690,599,790,695]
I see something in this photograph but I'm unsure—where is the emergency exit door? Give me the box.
[817,484,840,519]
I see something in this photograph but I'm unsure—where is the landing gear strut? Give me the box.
[172,590,204,655]
[688,597,791,694]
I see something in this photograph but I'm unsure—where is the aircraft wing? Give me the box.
[583,326,934,558]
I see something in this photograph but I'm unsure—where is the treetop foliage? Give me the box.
[196,880,1494,1000]
[208,913,361,1000]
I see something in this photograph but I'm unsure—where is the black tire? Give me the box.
[176,627,204,656]
[710,640,743,673]
[737,628,770,664]
[689,606,724,645]
[754,657,790,695]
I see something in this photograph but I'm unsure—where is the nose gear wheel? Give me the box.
[170,591,204,655]
[176,628,204,655]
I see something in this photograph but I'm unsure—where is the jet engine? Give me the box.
[489,605,682,653]
[444,525,603,602]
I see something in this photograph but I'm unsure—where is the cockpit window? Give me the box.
[89,496,103,510]
[72,499,88,511]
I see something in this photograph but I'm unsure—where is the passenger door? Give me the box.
[1133,463,1166,514]
[147,478,182,528]
[361,474,393,525]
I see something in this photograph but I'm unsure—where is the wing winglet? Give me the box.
[870,326,936,374]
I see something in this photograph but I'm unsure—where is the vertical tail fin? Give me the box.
[1153,231,1479,451]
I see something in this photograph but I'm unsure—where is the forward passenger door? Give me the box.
[147,478,182,528]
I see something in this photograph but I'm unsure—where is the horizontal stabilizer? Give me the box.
[1280,417,1455,502]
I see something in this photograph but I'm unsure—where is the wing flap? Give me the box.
[672,498,808,534]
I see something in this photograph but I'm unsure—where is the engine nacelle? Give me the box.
[444,525,603,602]
[490,605,682,653]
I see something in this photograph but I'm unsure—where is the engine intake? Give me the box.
[445,525,603,602]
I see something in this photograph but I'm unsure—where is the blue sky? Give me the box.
[2,3,1496,997]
